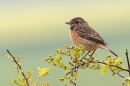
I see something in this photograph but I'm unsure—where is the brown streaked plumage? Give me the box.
[65,17,118,57]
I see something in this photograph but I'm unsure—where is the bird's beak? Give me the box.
[65,22,71,25]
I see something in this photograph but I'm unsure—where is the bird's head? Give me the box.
[65,17,88,26]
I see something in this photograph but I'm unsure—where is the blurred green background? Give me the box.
[1,0,130,86]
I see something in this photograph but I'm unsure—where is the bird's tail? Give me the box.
[108,49,118,57]
[99,44,118,57]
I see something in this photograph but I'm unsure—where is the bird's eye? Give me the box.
[75,21,79,24]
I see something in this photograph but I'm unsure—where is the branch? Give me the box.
[33,76,40,86]
[66,51,94,75]
[125,49,130,76]
[111,70,125,78]
[108,65,125,78]
[95,60,129,72]
[66,59,130,76]
[7,50,29,86]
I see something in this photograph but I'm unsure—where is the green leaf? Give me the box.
[18,76,23,83]
[101,64,108,75]
[37,67,50,78]
[125,77,130,86]
[27,69,33,77]
[114,58,122,66]
[6,54,13,61]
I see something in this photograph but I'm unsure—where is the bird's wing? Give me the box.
[76,24,106,45]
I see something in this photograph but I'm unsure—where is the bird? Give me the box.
[65,17,118,57]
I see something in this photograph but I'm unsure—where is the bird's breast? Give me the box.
[70,29,99,51]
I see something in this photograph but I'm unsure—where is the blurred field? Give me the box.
[0,0,130,86]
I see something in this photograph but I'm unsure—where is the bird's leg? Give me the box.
[66,51,95,75]
[80,50,96,65]
[89,50,96,63]
[89,50,96,58]
[77,51,90,69]
[80,51,90,61]
[74,51,90,70]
